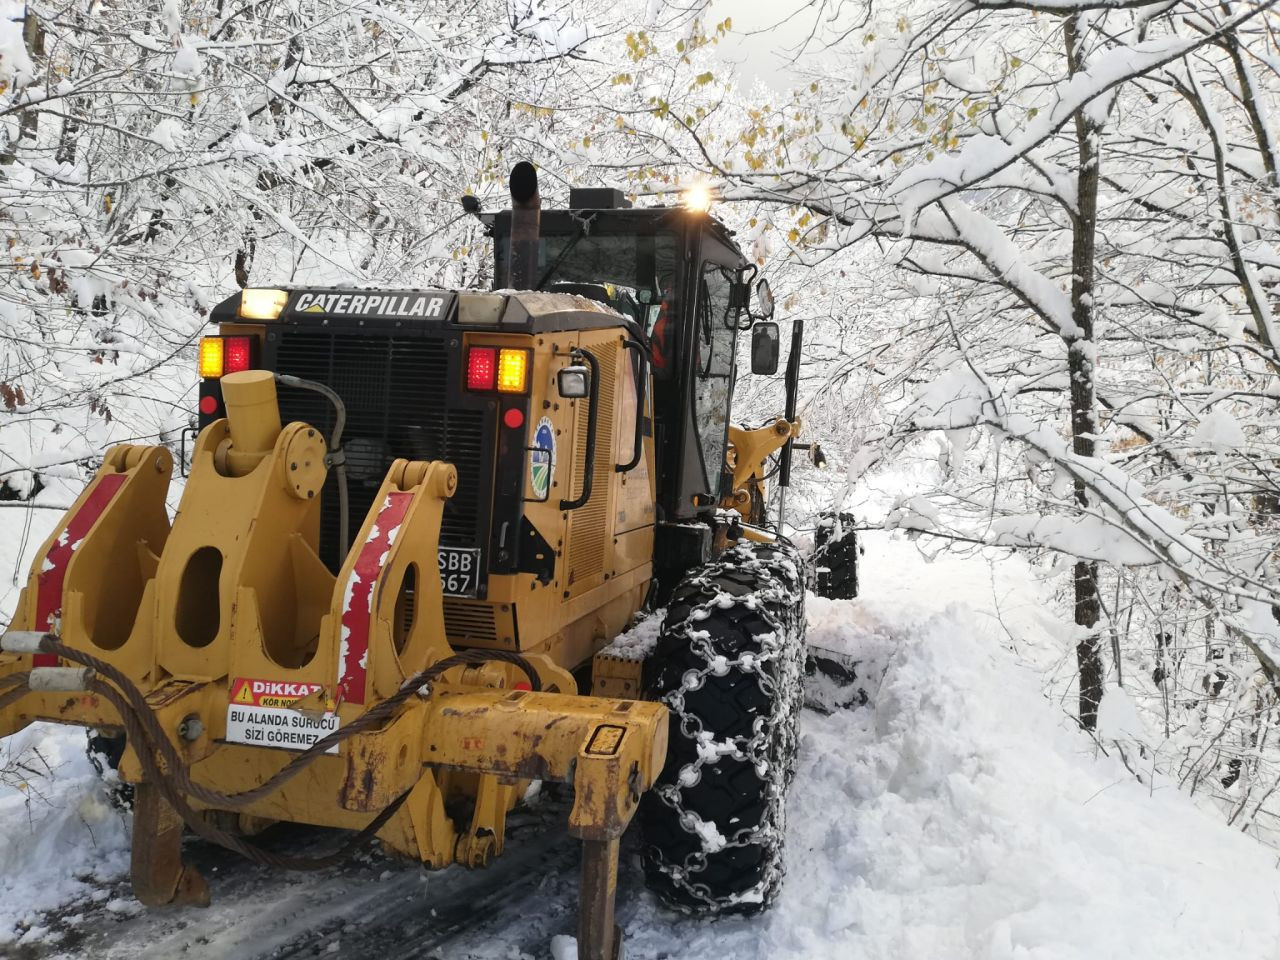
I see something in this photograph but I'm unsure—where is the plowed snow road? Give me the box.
[29,804,585,960]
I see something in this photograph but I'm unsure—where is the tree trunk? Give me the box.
[1066,16,1105,730]
[1,10,43,167]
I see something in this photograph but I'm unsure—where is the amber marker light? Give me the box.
[199,337,225,378]
[497,349,530,393]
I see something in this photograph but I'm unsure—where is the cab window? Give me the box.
[692,262,738,494]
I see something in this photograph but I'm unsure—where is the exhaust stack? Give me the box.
[507,161,541,290]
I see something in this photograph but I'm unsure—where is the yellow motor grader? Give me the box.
[0,164,808,959]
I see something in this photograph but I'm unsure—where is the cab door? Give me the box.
[689,256,741,501]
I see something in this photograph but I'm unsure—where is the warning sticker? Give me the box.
[225,678,339,753]
[230,677,322,709]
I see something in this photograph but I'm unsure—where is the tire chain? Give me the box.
[644,539,807,913]
[813,511,860,599]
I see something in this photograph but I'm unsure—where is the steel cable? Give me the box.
[90,679,412,871]
[0,643,541,871]
[28,636,539,811]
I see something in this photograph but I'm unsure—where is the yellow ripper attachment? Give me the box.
[0,370,666,960]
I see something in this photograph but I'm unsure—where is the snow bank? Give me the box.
[0,723,131,947]
[0,505,133,947]
[622,535,1280,959]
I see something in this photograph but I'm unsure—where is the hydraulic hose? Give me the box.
[274,373,349,561]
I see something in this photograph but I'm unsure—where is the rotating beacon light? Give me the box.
[681,183,713,213]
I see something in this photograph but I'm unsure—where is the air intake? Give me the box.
[268,329,494,573]
[568,187,632,210]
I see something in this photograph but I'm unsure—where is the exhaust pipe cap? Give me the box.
[509,161,539,206]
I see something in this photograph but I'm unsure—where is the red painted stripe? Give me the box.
[34,473,128,666]
[337,491,413,705]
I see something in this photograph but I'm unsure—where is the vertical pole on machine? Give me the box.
[579,837,623,960]
[776,316,804,531]
[131,782,210,908]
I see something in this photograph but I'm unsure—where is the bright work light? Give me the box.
[238,288,289,320]
[681,184,713,213]
[557,365,589,399]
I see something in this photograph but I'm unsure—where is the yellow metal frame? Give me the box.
[722,417,800,520]
[0,367,666,960]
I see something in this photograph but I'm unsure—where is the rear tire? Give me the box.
[813,512,860,599]
[640,539,806,914]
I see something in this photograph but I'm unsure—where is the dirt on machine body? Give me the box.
[0,163,823,960]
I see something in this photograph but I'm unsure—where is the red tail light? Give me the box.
[224,336,252,373]
[466,347,497,391]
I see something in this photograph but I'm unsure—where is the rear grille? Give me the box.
[443,600,498,645]
[269,330,492,572]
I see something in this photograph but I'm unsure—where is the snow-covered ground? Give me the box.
[616,536,1280,959]
[0,726,131,950]
[0,505,135,951]
[2,505,1280,958]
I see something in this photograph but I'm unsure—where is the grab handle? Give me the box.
[560,347,600,511]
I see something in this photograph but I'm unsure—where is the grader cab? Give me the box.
[0,163,808,959]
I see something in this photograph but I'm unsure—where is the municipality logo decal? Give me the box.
[531,417,555,500]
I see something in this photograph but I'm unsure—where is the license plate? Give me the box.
[437,547,481,597]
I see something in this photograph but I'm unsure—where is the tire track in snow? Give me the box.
[39,801,581,960]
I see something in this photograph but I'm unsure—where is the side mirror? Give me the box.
[754,278,775,320]
[750,321,780,375]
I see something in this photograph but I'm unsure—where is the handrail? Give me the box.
[560,347,600,511]
[616,339,648,473]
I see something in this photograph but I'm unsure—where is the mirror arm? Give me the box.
[736,263,759,315]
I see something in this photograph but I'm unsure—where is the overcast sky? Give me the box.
[711,0,821,91]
